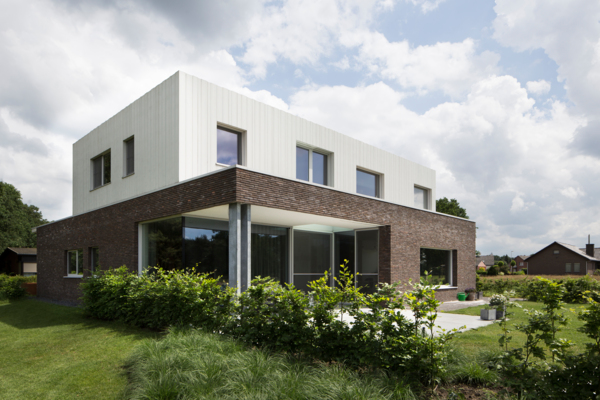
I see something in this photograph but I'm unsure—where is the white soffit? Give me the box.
[183,205,380,231]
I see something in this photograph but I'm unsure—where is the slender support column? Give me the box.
[229,203,251,293]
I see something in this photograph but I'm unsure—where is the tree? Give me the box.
[435,197,469,219]
[0,182,48,254]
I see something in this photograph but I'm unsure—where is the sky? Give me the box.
[1,0,599,257]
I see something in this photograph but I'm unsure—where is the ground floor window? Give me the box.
[574,263,580,273]
[90,247,100,272]
[67,249,83,276]
[566,263,571,273]
[420,248,452,286]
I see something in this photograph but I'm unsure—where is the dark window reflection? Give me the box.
[252,225,288,285]
[217,127,240,165]
[296,147,309,181]
[357,169,378,197]
[146,217,183,271]
[420,248,451,286]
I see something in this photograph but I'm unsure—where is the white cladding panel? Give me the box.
[73,73,180,214]
[178,72,436,208]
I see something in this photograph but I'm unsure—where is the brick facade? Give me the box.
[38,167,476,302]
[527,242,598,276]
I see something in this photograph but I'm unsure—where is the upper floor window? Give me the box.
[91,151,111,190]
[217,126,242,165]
[356,169,380,198]
[124,137,134,176]
[414,186,429,210]
[553,250,560,255]
[296,146,328,185]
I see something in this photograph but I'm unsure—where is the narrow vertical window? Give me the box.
[296,147,309,181]
[103,152,111,184]
[574,263,580,273]
[124,137,134,176]
[565,263,571,273]
[90,247,100,272]
[67,249,84,276]
[414,187,429,210]
[313,152,327,185]
[217,127,241,165]
[356,169,379,198]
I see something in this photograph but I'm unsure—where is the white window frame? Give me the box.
[296,144,332,186]
[91,150,111,190]
[356,167,382,198]
[414,185,431,210]
[216,125,246,166]
[66,249,84,277]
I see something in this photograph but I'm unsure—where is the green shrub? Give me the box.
[0,274,29,300]
[521,268,527,274]
[515,270,525,275]
[519,275,600,303]
[487,265,499,276]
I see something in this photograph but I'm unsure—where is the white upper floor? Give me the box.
[73,71,436,215]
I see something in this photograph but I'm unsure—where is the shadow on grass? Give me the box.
[0,298,158,341]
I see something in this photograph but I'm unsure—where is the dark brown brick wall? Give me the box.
[38,167,476,302]
[528,243,596,276]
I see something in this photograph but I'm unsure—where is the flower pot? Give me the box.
[477,291,483,300]
[466,293,475,301]
[480,309,496,320]
[496,310,505,319]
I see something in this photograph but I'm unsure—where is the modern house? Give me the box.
[0,247,37,276]
[36,71,476,303]
[514,255,529,272]
[527,241,599,275]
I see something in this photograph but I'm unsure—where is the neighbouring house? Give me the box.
[0,248,37,276]
[476,254,494,269]
[36,71,476,303]
[527,242,599,276]
[476,261,487,271]
[514,255,529,272]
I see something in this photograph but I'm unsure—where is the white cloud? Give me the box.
[526,79,551,96]
[560,187,585,199]
[403,0,447,13]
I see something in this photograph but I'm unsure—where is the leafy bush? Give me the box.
[487,265,499,276]
[0,274,29,300]
[515,270,525,275]
[519,275,600,303]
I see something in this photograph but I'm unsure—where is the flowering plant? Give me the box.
[464,287,476,293]
[489,293,509,308]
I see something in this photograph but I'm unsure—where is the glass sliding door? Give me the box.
[356,229,379,294]
[184,218,229,285]
[293,230,332,292]
[252,225,289,286]
[141,217,183,271]
[334,231,355,287]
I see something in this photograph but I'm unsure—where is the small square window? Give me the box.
[357,169,380,198]
[414,186,429,210]
[565,263,571,273]
[124,137,134,176]
[296,146,329,185]
[91,151,111,189]
[574,263,580,273]
[67,249,84,276]
[217,127,242,165]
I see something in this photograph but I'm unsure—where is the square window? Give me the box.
[566,263,571,273]
[67,249,84,276]
[124,137,134,176]
[296,146,329,185]
[357,169,380,198]
[217,127,242,165]
[91,151,111,189]
[574,263,580,273]
[414,186,429,210]
[420,248,452,286]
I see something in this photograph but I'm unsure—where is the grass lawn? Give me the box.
[444,301,594,357]
[0,298,159,400]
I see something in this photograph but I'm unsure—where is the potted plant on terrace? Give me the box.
[465,287,476,301]
[489,293,509,319]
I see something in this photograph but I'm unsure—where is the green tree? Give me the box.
[0,182,48,254]
[435,197,468,219]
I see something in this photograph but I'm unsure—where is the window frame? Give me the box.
[565,263,572,273]
[216,125,244,166]
[123,137,134,177]
[89,247,100,273]
[574,262,580,273]
[66,249,84,277]
[413,185,430,210]
[295,145,330,186]
[91,150,111,190]
[420,247,454,288]
[553,250,560,255]
[356,168,381,198]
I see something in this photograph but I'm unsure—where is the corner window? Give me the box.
[124,137,134,176]
[67,249,84,276]
[420,248,452,286]
[91,151,111,189]
[356,169,380,198]
[90,247,100,272]
[296,146,329,185]
[217,126,242,166]
[414,186,430,210]
[574,263,580,273]
[566,263,571,273]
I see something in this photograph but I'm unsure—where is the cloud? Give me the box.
[526,80,551,95]
[0,116,49,156]
[403,0,447,13]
